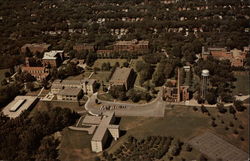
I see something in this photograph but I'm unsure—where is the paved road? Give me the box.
[85,89,165,117]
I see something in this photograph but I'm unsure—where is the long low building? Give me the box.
[2,96,38,118]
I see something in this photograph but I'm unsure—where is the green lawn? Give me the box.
[90,71,111,84]
[59,128,96,161]
[66,71,92,80]
[233,71,250,95]
[107,105,248,160]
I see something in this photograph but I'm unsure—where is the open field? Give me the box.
[233,71,250,95]
[106,105,248,160]
[93,59,128,69]
[90,71,111,85]
[59,128,96,161]
[0,68,9,86]
[66,71,92,80]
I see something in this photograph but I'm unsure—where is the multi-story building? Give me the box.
[202,46,248,67]
[51,78,96,95]
[81,111,119,153]
[73,43,95,52]
[57,88,83,101]
[21,66,49,81]
[163,68,190,102]
[163,85,190,102]
[21,43,51,54]
[109,67,136,90]
[42,50,64,67]
[113,39,149,53]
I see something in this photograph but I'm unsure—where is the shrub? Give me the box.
[193,106,198,111]
[240,137,245,141]
[233,129,239,135]
[185,144,192,152]
[239,125,244,129]
[211,121,217,127]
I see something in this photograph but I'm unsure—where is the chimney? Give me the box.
[177,67,180,102]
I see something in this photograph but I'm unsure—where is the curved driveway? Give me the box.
[85,89,165,117]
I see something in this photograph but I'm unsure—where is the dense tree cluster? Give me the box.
[152,57,181,87]
[0,83,22,108]
[195,56,236,104]
[0,107,79,161]
[1,0,249,69]
[136,60,154,86]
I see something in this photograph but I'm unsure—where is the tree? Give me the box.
[217,103,227,113]
[123,62,129,67]
[200,105,208,113]
[26,82,34,91]
[234,100,246,112]
[4,71,11,78]
[206,91,217,105]
[35,136,60,161]
[86,52,97,66]
[229,106,236,115]
[185,144,192,152]
[199,154,207,161]
[1,79,8,86]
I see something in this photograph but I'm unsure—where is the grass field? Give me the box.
[66,71,92,80]
[106,105,248,160]
[0,68,9,86]
[90,71,111,85]
[59,128,96,161]
[93,59,128,69]
[233,71,250,95]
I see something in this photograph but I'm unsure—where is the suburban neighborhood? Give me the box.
[0,0,249,161]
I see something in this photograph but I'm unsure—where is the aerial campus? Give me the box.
[0,0,249,161]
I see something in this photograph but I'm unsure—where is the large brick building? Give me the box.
[163,68,190,102]
[42,50,64,67]
[113,39,149,53]
[202,46,248,67]
[21,66,49,81]
[21,43,51,54]
[73,43,95,52]
[109,67,136,90]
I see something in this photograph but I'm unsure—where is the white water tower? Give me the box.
[201,69,209,99]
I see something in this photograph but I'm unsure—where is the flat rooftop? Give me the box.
[92,111,115,141]
[2,96,38,118]
[110,67,133,82]
[43,50,63,60]
[82,115,102,125]
[57,88,82,96]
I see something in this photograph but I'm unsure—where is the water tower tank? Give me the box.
[202,69,209,77]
